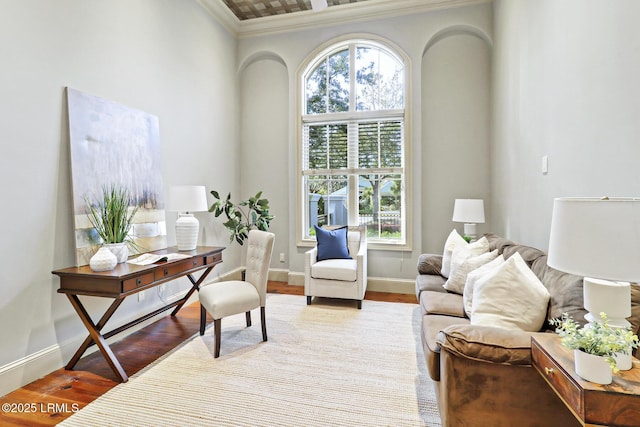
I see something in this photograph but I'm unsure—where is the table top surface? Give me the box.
[532,333,640,394]
[52,246,225,279]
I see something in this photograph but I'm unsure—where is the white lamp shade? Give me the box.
[452,199,485,223]
[547,197,640,282]
[168,185,208,213]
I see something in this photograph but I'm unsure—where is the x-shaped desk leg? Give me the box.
[65,295,128,382]
[170,267,214,316]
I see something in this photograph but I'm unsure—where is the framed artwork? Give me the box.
[67,87,167,266]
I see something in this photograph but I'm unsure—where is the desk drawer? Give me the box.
[123,272,155,292]
[205,252,222,265]
[533,341,583,417]
[157,258,203,280]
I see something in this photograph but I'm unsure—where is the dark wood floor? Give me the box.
[0,283,416,426]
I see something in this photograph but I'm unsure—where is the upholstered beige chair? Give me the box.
[304,225,367,309]
[199,229,275,358]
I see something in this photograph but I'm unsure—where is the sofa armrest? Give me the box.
[417,253,443,275]
[436,324,539,366]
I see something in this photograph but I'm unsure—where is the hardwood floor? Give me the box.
[0,282,416,426]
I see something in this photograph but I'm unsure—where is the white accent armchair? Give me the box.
[304,226,367,309]
[199,229,275,358]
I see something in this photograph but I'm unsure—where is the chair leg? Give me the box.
[306,296,312,305]
[246,311,252,327]
[214,318,221,358]
[199,305,206,335]
[357,300,362,310]
[261,306,267,341]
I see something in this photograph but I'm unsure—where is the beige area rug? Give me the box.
[60,294,440,427]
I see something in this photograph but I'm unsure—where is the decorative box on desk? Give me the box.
[532,334,640,427]
[52,246,224,382]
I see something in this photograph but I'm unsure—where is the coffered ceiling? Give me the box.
[197,0,490,37]
[222,0,369,21]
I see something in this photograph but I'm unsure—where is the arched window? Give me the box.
[300,39,407,245]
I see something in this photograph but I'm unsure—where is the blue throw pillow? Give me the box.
[315,225,352,261]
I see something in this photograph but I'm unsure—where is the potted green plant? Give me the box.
[84,184,139,263]
[208,190,274,246]
[550,312,639,384]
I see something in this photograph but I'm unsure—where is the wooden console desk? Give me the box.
[532,334,640,426]
[52,246,224,383]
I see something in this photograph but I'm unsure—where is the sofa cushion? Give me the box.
[444,249,499,294]
[311,258,357,282]
[436,324,536,365]
[420,290,465,318]
[471,252,550,332]
[536,255,586,326]
[463,254,505,317]
[415,273,447,298]
[422,314,470,381]
[314,225,351,261]
[417,253,443,275]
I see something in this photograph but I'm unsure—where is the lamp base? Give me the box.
[463,223,477,242]
[175,213,199,251]
[583,277,633,371]
[583,277,631,329]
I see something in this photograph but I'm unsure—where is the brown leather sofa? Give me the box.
[416,233,640,427]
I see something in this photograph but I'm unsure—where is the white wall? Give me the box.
[422,30,493,253]
[0,0,237,395]
[236,3,494,280]
[492,0,640,250]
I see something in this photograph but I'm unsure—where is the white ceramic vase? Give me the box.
[89,247,118,272]
[104,242,129,263]
[574,349,612,385]
[614,351,633,371]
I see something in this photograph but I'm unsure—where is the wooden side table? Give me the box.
[532,334,640,426]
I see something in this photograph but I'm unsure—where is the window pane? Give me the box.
[306,124,348,170]
[306,49,349,114]
[306,175,349,235]
[328,50,349,113]
[358,174,402,241]
[306,60,327,114]
[358,121,402,168]
[356,46,404,111]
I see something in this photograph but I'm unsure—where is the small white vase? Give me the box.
[574,349,612,385]
[89,247,118,272]
[104,242,129,263]
[614,351,633,371]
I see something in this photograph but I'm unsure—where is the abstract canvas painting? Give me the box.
[67,87,167,266]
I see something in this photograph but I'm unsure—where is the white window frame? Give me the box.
[297,36,412,250]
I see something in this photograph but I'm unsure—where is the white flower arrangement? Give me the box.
[549,312,639,372]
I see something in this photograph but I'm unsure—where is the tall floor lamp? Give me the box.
[548,197,640,369]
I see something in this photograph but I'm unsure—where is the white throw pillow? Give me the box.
[471,252,550,332]
[444,249,499,295]
[463,254,505,317]
[441,232,489,278]
[441,229,467,278]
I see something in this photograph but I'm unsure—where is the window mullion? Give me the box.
[349,44,356,113]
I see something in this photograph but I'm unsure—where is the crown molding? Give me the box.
[196,0,240,35]
[198,0,492,39]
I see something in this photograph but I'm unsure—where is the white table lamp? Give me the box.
[548,197,640,369]
[168,185,208,251]
[452,199,485,241]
